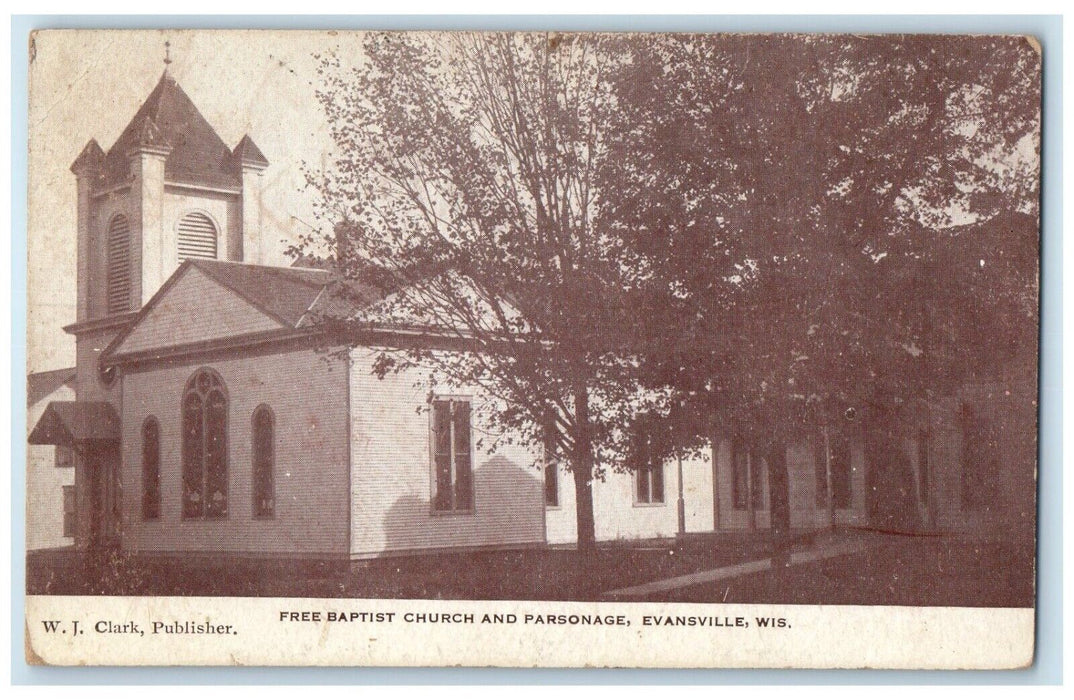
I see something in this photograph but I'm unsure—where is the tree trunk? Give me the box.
[766,438,792,567]
[572,383,597,553]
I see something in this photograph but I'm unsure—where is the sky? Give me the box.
[25,30,1039,374]
[26,29,368,372]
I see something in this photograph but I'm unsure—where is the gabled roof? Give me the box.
[27,368,76,407]
[28,402,120,445]
[101,258,389,363]
[190,259,331,327]
[99,72,242,189]
[98,253,418,364]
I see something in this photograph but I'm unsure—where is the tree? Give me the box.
[601,34,1039,538]
[300,32,650,552]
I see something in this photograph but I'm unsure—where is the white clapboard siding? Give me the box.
[177,212,218,261]
[120,349,351,556]
[348,348,546,557]
[106,214,132,315]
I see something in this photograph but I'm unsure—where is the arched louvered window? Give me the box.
[106,214,132,314]
[182,368,228,519]
[142,417,161,520]
[252,405,275,518]
[177,211,218,261]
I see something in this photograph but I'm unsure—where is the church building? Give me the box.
[28,68,1032,560]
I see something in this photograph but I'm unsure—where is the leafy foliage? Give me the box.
[601,34,1039,450]
[299,33,654,547]
[300,33,1040,542]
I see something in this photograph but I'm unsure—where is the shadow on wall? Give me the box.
[379,454,544,558]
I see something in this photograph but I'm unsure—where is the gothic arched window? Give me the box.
[141,417,161,520]
[182,368,228,519]
[252,405,275,518]
[106,214,132,314]
[177,211,218,261]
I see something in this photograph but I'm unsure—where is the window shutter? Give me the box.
[177,212,218,261]
[106,215,131,314]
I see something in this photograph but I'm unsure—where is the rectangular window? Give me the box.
[543,421,560,508]
[731,438,765,510]
[635,433,665,505]
[431,398,474,512]
[54,445,73,469]
[831,436,852,509]
[814,437,828,509]
[750,454,765,510]
[62,485,75,538]
[731,438,749,510]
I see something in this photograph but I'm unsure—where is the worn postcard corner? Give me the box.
[25,28,1040,669]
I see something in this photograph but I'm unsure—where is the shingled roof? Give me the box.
[100,259,396,364]
[189,259,332,327]
[95,72,267,189]
[29,401,120,445]
[27,367,76,408]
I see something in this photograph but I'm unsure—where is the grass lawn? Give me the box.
[26,530,1033,606]
[653,533,1036,607]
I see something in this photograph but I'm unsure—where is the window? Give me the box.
[106,214,131,314]
[750,453,765,510]
[543,420,559,508]
[252,405,275,518]
[634,432,665,505]
[54,445,73,469]
[731,437,763,510]
[62,485,76,538]
[142,417,161,520]
[177,212,218,261]
[814,438,828,508]
[431,398,473,512]
[731,437,749,510]
[182,368,228,519]
[830,435,852,509]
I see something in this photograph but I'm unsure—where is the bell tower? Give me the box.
[69,59,269,324]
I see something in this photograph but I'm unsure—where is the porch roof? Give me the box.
[28,401,120,446]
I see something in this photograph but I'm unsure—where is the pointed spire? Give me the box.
[101,58,238,188]
[70,138,105,176]
[163,40,172,75]
[233,135,269,170]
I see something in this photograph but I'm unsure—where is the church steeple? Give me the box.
[71,65,270,322]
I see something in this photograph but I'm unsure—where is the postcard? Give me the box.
[24,29,1040,668]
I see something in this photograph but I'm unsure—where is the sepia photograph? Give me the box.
[22,28,1040,668]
